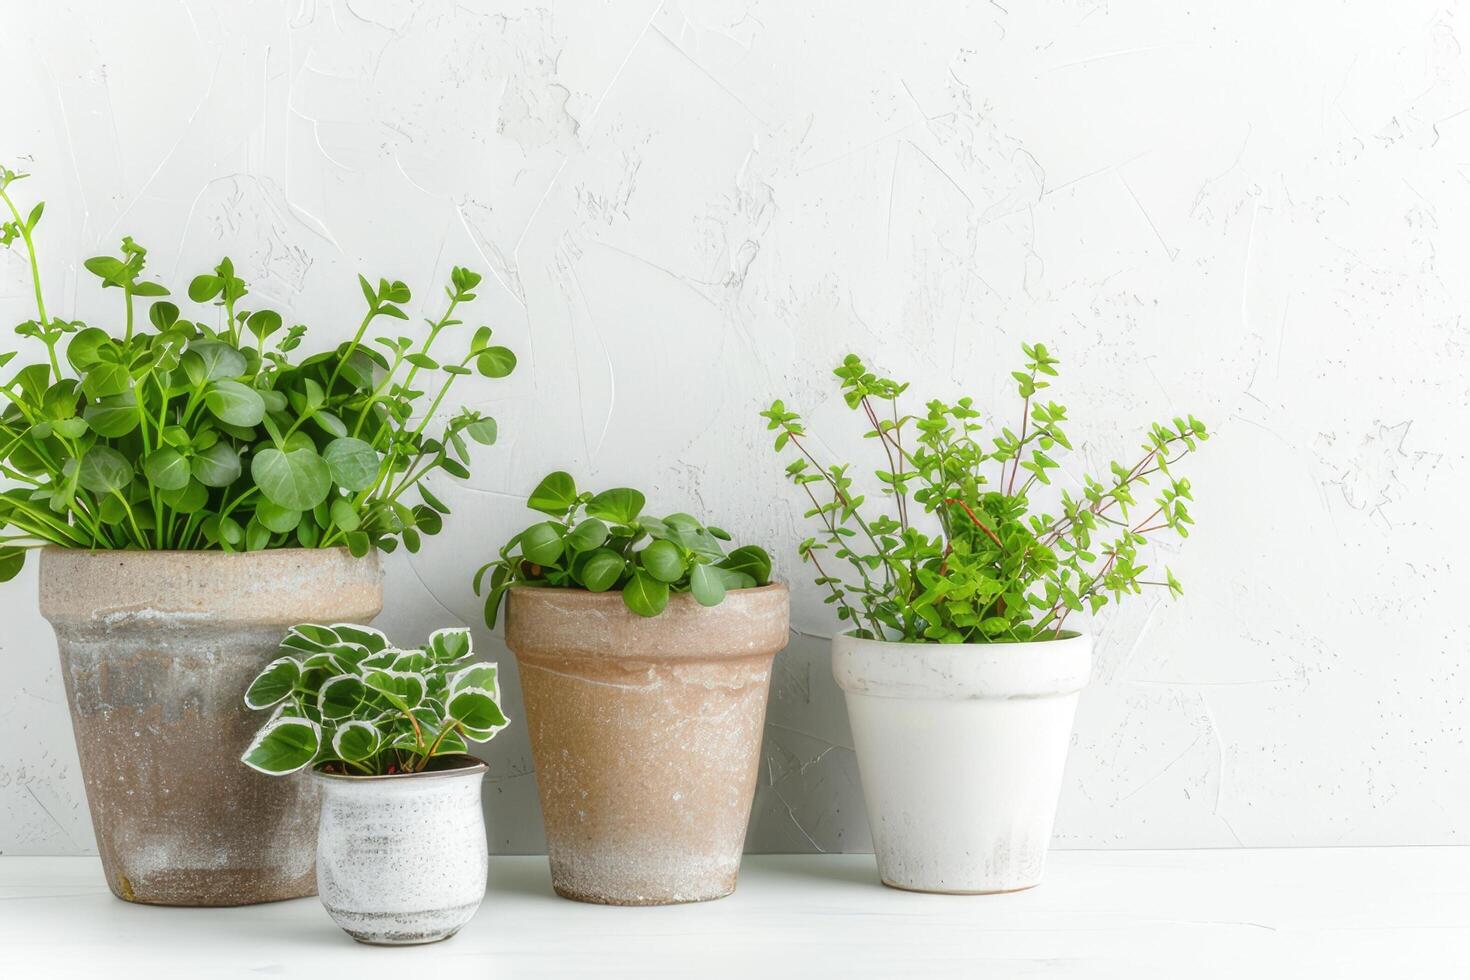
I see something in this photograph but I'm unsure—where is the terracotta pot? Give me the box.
[38,547,383,907]
[315,757,488,945]
[833,631,1092,894]
[505,584,789,905]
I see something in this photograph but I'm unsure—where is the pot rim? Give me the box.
[505,582,791,662]
[831,627,1090,650]
[832,629,1092,700]
[506,581,788,601]
[39,544,368,558]
[311,755,488,783]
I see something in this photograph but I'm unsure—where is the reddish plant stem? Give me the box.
[942,497,1004,550]
[860,395,907,531]
[1007,393,1032,496]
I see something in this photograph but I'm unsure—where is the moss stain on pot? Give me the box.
[39,547,382,907]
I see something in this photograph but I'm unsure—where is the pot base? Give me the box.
[326,899,483,945]
[551,880,736,907]
[111,869,316,907]
[880,878,1040,896]
[336,911,474,947]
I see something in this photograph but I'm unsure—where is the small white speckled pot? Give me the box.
[833,632,1092,894]
[313,758,488,945]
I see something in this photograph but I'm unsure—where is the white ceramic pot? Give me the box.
[313,758,489,945]
[833,632,1092,894]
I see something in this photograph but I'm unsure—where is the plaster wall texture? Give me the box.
[0,0,1465,854]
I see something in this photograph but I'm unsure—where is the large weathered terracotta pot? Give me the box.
[38,547,383,907]
[505,584,789,906]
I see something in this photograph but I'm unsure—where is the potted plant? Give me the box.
[762,344,1209,893]
[476,472,789,905]
[0,166,516,906]
[240,623,507,944]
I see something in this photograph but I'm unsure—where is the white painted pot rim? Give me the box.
[832,630,1093,701]
[312,757,487,784]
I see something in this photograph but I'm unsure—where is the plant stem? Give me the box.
[942,497,1004,550]
[0,186,59,377]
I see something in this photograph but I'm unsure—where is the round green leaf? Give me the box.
[689,562,727,607]
[475,346,516,379]
[160,479,209,515]
[0,547,26,583]
[566,518,609,552]
[428,627,473,665]
[83,392,139,438]
[245,518,272,552]
[321,438,380,492]
[527,471,577,516]
[215,515,245,546]
[76,446,133,495]
[717,545,772,586]
[640,539,686,584]
[259,388,288,414]
[520,521,565,566]
[318,674,369,720]
[66,327,111,371]
[447,661,497,695]
[313,411,348,439]
[586,487,645,525]
[578,548,626,593]
[257,499,303,535]
[251,447,332,511]
[191,442,242,487]
[329,497,361,532]
[622,570,670,617]
[184,341,246,384]
[241,717,319,775]
[331,720,380,763]
[363,670,426,710]
[464,417,497,445]
[245,656,301,709]
[205,380,265,427]
[246,309,282,340]
[50,417,89,440]
[149,301,180,330]
[187,274,223,304]
[447,689,509,740]
[97,494,129,526]
[143,448,191,491]
[81,358,131,399]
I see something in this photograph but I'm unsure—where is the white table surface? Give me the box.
[2,849,1466,978]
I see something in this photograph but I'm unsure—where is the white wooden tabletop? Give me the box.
[3,849,1466,978]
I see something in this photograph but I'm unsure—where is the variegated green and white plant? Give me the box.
[240,623,508,776]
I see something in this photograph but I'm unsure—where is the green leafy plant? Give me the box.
[0,166,516,581]
[475,471,773,623]
[761,343,1208,643]
[240,623,508,776]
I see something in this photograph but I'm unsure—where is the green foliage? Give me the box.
[0,167,515,580]
[240,623,508,777]
[761,344,1209,643]
[475,471,773,625]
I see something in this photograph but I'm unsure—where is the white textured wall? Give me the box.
[1,0,1466,855]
